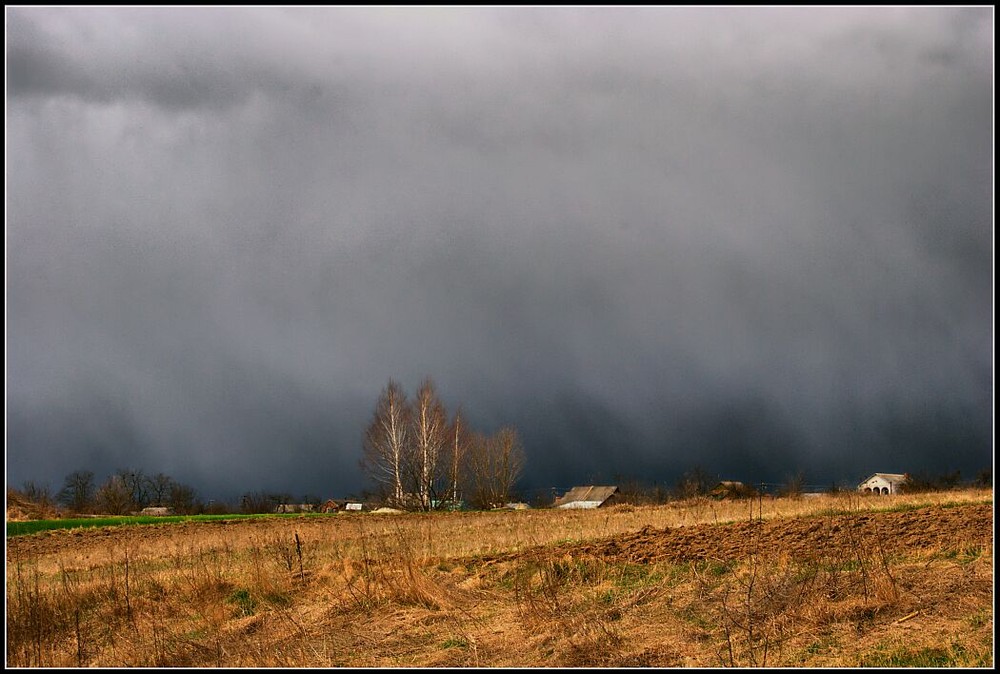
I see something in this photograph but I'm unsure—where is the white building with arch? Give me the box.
[858,473,908,495]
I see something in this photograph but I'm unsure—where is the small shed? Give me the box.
[710,481,753,499]
[140,506,174,516]
[858,473,908,495]
[320,499,340,513]
[552,486,620,509]
[274,503,315,513]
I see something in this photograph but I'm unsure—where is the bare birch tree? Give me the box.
[410,377,448,510]
[360,377,526,511]
[446,408,472,506]
[361,379,412,508]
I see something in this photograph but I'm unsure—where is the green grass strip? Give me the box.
[6,512,339,538]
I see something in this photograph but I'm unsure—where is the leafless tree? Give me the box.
[20,480,54,507]
[97,475,134,515]
[410,377,448,510]
[778,470,805,498]
[675,466,712,499]
[143,472,177,506]
[57,470,96,514]
[466,426,525,509]
[115,468,150,510]
[168,481,198,514]
[360,377,527,511]
[361,379,412,508]
[446,408,472,505]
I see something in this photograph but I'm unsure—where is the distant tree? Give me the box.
[974,468,992,489]
[938,469,962,490]
[20,480,54,508]
[110,468,151,511]
[901,470,964,494]
[466,427,525,509]
[272,492,293,511]
[57,470,96,514]
[900,472,933,494]
[674,466,712,500]
[361,379,412,508]
[240,491,273,514]
[778,471,805,498]
[168,481,199,514]
[616,478,659,505]
[410,377,448,511]
[827,481,850,495]
[650,482,671,504]
[146,472,175,507]
[202,498,228,515]
[96,475,134,515]
[238,491,291,513]
[445,408,473,506]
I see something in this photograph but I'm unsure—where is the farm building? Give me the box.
[274,503,315,513]
[431,498,465,511]
[552,486,620,509]
[491,502,530,511]
[139,506,173,516]
[320,499,339,513]
[709,481,755,499]
[858,473,908,495]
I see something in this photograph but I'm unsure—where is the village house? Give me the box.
[709,481,756,499]
[274,503,315,513]
[139,506,174,516]
[857,473,908,495]
[552,485,620,509]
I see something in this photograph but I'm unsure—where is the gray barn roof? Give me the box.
[859,473,908,484]
[552,485,619,508]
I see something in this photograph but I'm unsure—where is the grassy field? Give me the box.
[5,489,993,667]
[6,512,336,538]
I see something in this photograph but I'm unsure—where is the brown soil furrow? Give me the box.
[491,503,993,566]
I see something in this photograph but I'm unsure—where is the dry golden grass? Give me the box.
[6,488,993,667]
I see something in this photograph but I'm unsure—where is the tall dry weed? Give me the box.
[340,518,453,611]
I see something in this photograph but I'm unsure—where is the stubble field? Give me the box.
[6,489,993,667]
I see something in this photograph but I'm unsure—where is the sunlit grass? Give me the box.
[6,512,338,538]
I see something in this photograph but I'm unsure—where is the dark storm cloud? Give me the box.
[6,7,992,502]
[6,7,320,110]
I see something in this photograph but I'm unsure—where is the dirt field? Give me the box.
[6,492,994,667]
[485,502,994,565]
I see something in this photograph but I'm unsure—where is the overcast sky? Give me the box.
[6,7,994,502]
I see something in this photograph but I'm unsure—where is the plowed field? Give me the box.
[479,502,994,566]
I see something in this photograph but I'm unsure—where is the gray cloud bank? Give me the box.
[6,7,993,501]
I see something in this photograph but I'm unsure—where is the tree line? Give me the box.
[20,468,204,516]
[16,470,340,516]
[361,377,525,511]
